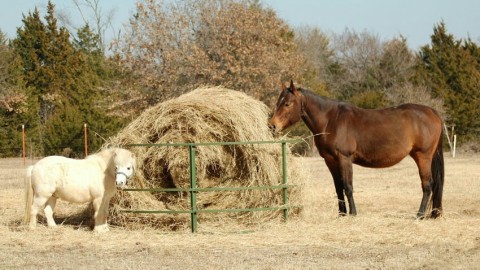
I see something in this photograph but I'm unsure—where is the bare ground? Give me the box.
[1,153,479,269]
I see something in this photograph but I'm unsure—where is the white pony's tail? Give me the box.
[24,165,34,225]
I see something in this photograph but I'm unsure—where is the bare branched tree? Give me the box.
[328,28,383,99]
[295,26,332,77]
[293,26,333,95]
[74,0,117,51]
[319,28,445,113]
[57,0,116,52]
[378,37,416,89]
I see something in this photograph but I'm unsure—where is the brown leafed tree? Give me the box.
[114,0,303,109]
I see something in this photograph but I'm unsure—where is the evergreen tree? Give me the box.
[71,24,125,153]
[43,102,84,154]
[0,30,34,157]
[74,24,102,55]
[13,2,76,154]
[12,1,124,156]
[416,22,480,138]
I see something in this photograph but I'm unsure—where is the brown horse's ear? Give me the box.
[290,80,300,96]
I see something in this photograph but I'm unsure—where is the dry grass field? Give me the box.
[1,153,479,269]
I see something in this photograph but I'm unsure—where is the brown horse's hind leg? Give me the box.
[412,154,433,219]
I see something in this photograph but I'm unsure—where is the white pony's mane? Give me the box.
[88,148,115,159]
[85,148,118,178]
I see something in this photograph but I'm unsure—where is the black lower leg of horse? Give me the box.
[333,179,347,215]
[417,180,432,219]
[340,158,356,216]
[430,208,441,219]
[344,184,356,216]
[414,157,434,219]
[325,160,348,215]
[338,196,347,215]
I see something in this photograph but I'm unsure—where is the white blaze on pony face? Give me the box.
[113,149,136,188]
[115,172,128,187]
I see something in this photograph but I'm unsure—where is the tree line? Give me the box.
[1,0,479,157]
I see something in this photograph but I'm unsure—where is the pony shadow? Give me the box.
[54,204,95,230]
[13,205,95,231]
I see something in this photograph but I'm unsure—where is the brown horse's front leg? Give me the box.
[339,156,356,216]
[345,187,357,216]
[325,159,350,216]
[334,177,347,216]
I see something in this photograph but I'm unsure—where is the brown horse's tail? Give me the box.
[24,166,34,225]
[431,128,445,218]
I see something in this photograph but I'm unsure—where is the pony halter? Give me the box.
[116,171,133,179]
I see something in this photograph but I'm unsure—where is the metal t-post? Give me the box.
[282,142,288,221]
[189,145,198,232]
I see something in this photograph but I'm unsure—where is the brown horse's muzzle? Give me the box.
[268,117,283,133]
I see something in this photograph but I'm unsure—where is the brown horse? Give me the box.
[269,81,444,218]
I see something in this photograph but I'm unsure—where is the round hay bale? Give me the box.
[105,86,306,230]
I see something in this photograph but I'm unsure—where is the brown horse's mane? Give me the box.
[298,87,416,112]
[298,87,354,110]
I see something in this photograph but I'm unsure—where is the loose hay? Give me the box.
[105,86,307,230]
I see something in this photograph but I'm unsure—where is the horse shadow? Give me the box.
[10,204,95,232]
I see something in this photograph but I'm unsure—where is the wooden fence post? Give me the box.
[22,125,26,165]
[84,123,88,157]
[453,134,457,158]
[443,123,452,151]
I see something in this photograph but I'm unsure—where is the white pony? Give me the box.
[24,148,136,232]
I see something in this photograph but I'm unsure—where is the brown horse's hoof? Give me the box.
[430,209,443,219]
[416,212,426,220]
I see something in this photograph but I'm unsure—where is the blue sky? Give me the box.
[1,0,479,50]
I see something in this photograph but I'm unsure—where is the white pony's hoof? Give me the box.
[94,225,110,233]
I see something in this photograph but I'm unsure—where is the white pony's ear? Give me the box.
[133,153,137,173]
